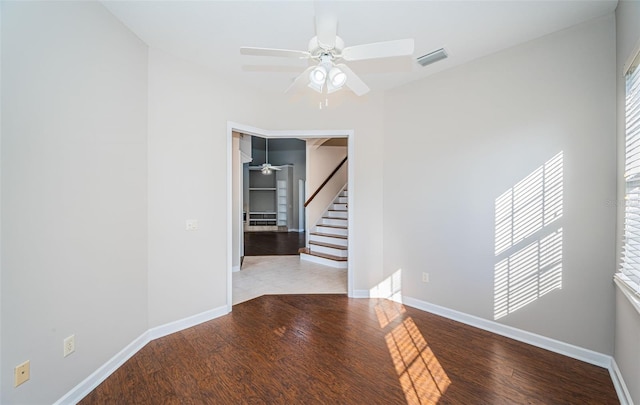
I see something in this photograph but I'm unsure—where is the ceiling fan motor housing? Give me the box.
[308,36,345,58]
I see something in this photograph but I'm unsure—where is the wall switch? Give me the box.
[64,335,75,357]
[14,360,30,387]
[185,219,199,231]
[422,272,429,283]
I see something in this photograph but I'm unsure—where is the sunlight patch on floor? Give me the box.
[374,298,406,329]
[385,317,451,404]
[372,269,451,404]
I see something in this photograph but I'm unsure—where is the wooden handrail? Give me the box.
[304,156,348,207]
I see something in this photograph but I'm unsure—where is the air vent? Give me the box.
[417,48,448,67]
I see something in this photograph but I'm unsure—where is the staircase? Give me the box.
[300,188,348,269]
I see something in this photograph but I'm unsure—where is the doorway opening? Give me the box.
[227,122,354,309]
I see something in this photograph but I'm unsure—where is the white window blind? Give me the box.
[621,50,640,295]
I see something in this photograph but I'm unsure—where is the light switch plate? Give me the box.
[185,219,199,231]
[64,335,75,357]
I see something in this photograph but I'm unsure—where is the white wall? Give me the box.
[148,48,233,326]
[615,1,640,402]
[383,15,616,354]
[305,143,348,232]
[1,2,148,404]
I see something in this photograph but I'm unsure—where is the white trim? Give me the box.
[54,305,228,404]
[610,358,634,405]
[226,121,234,316]
[226,121,355,306]
[623,36,640,76]
[346,132,354,298]
[148,305,229,340]
[288,228,304,232]
[402,296,612,368]
[232,265,240,272]
[54,331,150,405]
[615,273,640,316]
[351,289,370,299]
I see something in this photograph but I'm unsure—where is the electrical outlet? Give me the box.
[64,335,75,357]
[185,219,199,231]
[14,360,30,387]
[422,272,429,283]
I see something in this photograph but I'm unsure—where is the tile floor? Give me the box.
[232,255,347,305]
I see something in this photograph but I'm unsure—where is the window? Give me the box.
[619,50,640,296]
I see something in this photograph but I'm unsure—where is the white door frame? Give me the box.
[298,179,305,232]
[226,121,354,311]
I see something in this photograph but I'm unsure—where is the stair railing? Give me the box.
[304,156,348,208]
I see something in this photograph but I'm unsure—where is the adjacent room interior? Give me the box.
[241,135,306,257]
[231,132,348,304]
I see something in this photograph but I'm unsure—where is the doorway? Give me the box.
[226,122,354,309]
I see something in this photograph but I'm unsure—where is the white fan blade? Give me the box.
[242,65,307,73]
[336,64,370,96]
[261,164,281,173]
[240,47,311,59]
[315,14,337,49]
[285,66,314,94]
[342,39,414,61]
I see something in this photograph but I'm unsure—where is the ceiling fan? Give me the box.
[240,15,414,96]
[261,138,280,175]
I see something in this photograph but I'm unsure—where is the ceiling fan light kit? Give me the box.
[329,67,347,87]
[240,14,416,97]
[307,54,348,94]
[309,65,327,85]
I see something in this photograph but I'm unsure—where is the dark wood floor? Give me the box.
[244,231,305,256]
[79,295,619,404]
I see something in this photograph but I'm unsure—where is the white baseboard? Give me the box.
[402,296,612,368]
[232,265,240,272]
[53,331,150,405]
[610,358,633,405]
[351,289,370,298]
[403,295,633,404]
[54,304,228,405]
[148,305,229,340]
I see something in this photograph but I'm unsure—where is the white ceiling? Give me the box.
[103,0,617,96]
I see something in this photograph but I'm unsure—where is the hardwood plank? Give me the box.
[79,295,619,404]
[243,231,305,256]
